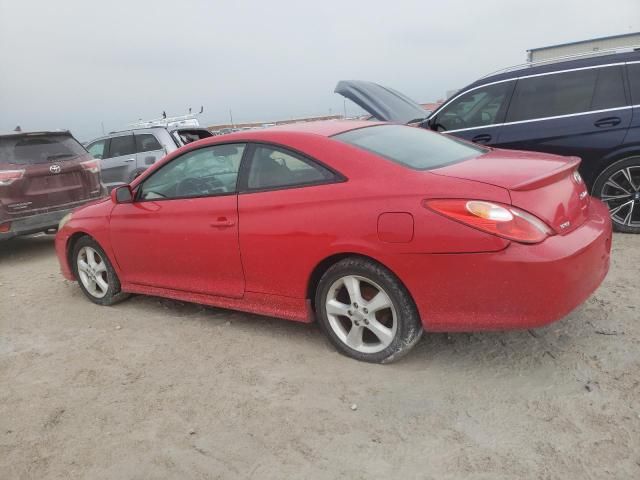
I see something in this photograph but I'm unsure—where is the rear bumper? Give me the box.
[0,207,73,241]
[0,193,105,241]
[396,199,612,331]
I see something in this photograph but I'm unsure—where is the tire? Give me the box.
[315,257,423,363]
[71,236,130,306]
[592,156,640,234]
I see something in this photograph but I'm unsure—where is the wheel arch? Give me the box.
[589,147,640,193]
[306,252,412,311]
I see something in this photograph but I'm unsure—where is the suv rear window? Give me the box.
[0,134,86,165]
[333,124,486,170]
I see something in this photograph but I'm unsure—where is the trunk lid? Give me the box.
[431,149,590,234]
[0,132,102,218]
[335,80,429,124]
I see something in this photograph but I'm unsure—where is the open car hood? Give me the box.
[335,80,429,124]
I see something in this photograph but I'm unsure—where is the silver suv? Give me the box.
[86,126,212,190]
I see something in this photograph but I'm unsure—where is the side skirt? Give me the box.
[121,282,314,323]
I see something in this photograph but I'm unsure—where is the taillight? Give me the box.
[0,169,25,186]
[0,222,11,233]
[80,159,101,174]
[424,199,553,244]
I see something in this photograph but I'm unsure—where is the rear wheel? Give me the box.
[315,257,423,363]
[72,236,130,305]
[593,156,640,233]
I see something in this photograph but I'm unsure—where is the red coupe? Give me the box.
[55,121,611,363]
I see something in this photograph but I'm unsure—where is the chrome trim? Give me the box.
[444,105,636,134]
[431,63,628,121]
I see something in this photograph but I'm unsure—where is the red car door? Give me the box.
[109,144,246,298]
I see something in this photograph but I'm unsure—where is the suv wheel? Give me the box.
[315,257,423,363]
[72,236,130,305]
[593,156,640,233]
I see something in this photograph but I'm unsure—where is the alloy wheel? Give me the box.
[325,275,397,354]
[600,166,640,228]
[77,246,109,299]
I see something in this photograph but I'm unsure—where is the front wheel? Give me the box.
[593,156,640,233]
[72,236,130,306]
[315,257,423,363]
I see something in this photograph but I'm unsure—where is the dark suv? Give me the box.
[336,49,640,233]
[0,131,104,240]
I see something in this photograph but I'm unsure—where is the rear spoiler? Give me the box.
[510,157,581,191]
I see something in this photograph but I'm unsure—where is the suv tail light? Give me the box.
[0,169,25,186]
[424,199,553,244]
[80,159,101,174]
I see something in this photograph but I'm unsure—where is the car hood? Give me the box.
[335,80,429,124]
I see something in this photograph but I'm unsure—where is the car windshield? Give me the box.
[333,124,486,170]
[0,134,87,165]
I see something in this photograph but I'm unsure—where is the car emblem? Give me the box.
[559,221,571,230]
[573,171,583,184]
[579,190,588,200]
[50,164,61,174]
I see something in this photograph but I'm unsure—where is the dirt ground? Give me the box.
[0,234,638,480]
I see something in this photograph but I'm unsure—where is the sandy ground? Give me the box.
[0,234,639,480]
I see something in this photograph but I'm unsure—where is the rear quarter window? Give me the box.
[333,124,486,170]
[628,63,640,105]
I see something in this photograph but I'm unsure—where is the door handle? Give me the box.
[594,117,621,128]
[471,134,492,144]
[123,158,135,163]
[210,217,236,228]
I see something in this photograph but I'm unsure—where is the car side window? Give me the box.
[135,134,163,153]
[433,81,513,131]
[138,143,245,200]
[108,135,136,157]
[591,66,627,110]
[87,140,106,159]
[246,145,335,190]
[505,67,623,122]
[626,63,640,105]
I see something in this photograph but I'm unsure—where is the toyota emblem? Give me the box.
[50,164,61,174]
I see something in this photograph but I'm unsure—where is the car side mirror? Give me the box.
[111,185,133,204]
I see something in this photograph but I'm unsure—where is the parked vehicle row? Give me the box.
[336,49,640,233]
[56,121,611,363]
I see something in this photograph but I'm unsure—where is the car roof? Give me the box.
[0,130,72,139]
[210,120,384,140]
[465,50,640,90]
[91,125,210,141]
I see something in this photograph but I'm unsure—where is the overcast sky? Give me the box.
[1,0,638,141]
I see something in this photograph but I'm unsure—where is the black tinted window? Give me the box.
[247,146,334,190]
[434,81,513,131]
[108,135,135,157]
[0,134,86,165]
[334,125,485,170]
[135,134,162,153]
[506,67,625,122]
[591,66,626,110]
[628,63,640,105]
